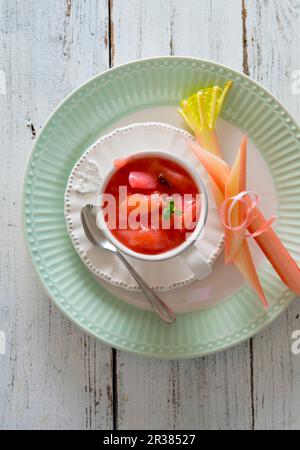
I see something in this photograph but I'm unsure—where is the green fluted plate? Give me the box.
[23,57,300,359]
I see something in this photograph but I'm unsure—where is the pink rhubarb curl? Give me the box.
[220,190,276,238]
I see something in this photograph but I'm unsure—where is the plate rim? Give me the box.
[22,55,299,359]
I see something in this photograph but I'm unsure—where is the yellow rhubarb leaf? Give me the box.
[179,81,233,157]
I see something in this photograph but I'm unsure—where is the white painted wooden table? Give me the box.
[1,0,300,430]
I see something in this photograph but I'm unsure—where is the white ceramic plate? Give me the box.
[91,106,277,313]
[65,122,224,292]
[64,106,277,313]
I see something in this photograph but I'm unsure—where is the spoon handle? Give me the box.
[115,251,176,324]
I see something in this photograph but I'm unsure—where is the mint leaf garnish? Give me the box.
[163,200,182,219]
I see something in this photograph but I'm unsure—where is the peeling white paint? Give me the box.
[0,331,6,355]
[291,70,300,95]
[0,70,6,95]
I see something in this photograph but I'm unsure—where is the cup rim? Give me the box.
[96,149,208,261]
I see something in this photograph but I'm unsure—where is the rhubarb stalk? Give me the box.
[225,137,269,307]
[224,136,248,263]
[187,140,300,296]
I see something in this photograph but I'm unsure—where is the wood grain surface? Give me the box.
[0,0,299,430]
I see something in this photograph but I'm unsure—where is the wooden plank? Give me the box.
[111,0,253,430]
[0,0,113,430]
[245,0,300,430]
[115,344,252,430]
[110,0,244,69]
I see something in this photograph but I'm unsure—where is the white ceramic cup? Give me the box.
[96,150,212,280]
